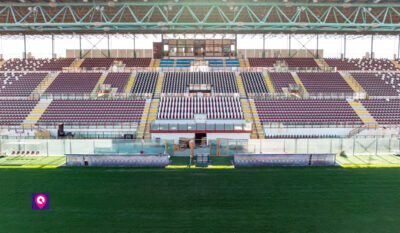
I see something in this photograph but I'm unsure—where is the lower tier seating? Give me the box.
[103,72,131,93]
[254,99,362,124]
[0,72,47,97]
[158,97,243,119]
[162,72,238,93]
[0,100,38,125]
[45,72,102,94]
[297,72,354,94]
[131,72,159,94]
[351,72,400,96]
[38,100,146,124]
[360,99,400,124]
[269,72,297,93]
[240,72,269,94]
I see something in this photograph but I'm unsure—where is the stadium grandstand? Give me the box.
[1,0,400,232]
[0,0,399,153]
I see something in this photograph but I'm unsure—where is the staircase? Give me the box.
[340,72,366,94]
[152,59,161,67]
[153,74,164,99]
[264,74,275,93]
[20,99,52,128]
[241,99,264,139]
[137,100,159,139]
[291,72,309,98]
[347,100,378,128]
[391,60,400,69]
[124,74,136,94]
[70,59,84,69]
[314,58,329,71]
[239,59,249,67]
[91,72,108,97]
[29,72,59,99]
[236,75,247,98]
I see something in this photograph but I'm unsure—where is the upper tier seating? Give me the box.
[0,100,38,125]
[297,72,354,94]
[103,72,131,93]
[159,59,193,68]
[131,72,159,94]
[0,73,47,97]
[158,97,243,119]
[0,58,73,71]
[248,58,319,68]
[254,99,362,124]
[38,99,146,124]
[45,72,101,94]
[207,59,240,68]
[162,72,238,93]
[360,99,400,124]
[37,58,75,71]
[269,72,297,93]
[351,72,400,96]
[80,58,114,68]
[118,58,151,67]
[240,72,269,94]
[325,58,398,71]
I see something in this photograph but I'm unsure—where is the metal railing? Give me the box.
[150,122,252,132]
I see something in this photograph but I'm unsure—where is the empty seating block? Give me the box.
[119,58,151,67]
[158,97,244,119]
[45,72,102,94]
[131,72,159,94]
[241,72,269,94]
[38,58,75,71]
[351,72,400,96]
[255,99,362,124]
[360,99,400,124]
[0,100,38,125]
[325,58,398,71]
[248,58,319,68]
[162,72,238,93]
[103,72,131,93]
[80,58,114,68]
[0,73,47,97]
[297,72,354,94]
[38,100,146,123]
[0,58,70,71]
[269,72,297,93]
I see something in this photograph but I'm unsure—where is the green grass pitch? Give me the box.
[1,167,400,233]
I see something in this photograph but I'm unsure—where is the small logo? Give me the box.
[32,193,49,210]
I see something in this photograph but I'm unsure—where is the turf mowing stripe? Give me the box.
[166,165,235,169]
[345,155,366,164]
[335,156,353,165]
[342,163,400,168]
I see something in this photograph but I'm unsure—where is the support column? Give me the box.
[51,34,55,58]
[343,34,347,59]
[23,34,26,59]
[288,34,291,57]
[371,34,374,59]
[316,34,319,59]
[263,34,265,58]
[107,34,110,58]
[235,34,238,58]
[398,34,400,60]
[161,33,164,58]
[133,34,136,58]
[79,34,82,59]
